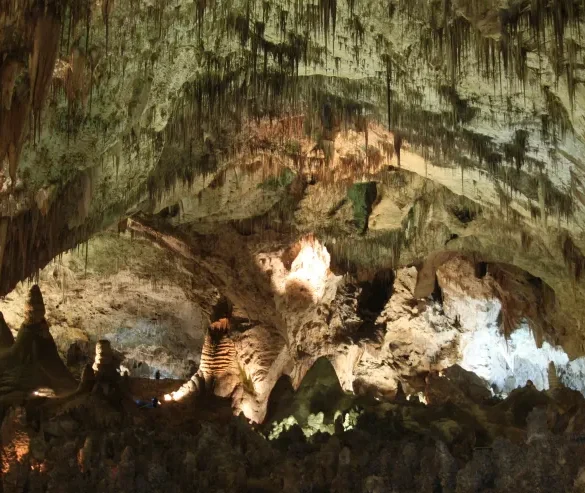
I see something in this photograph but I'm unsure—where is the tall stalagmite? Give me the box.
[198,318,239,396]
[0,312,14,349]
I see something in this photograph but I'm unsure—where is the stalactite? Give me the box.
[0,219,7,287]
[1,86,30,184]
[319,0,337,48]
[102,0,115,59]
[0,58,21,111]
[394,133,402,167]
[560,231,585,282]
[84,241,89,277]
[29,12,61,143]
[383,54,392,132]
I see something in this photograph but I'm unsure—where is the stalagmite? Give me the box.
[78,363,96,393]
[548,361,560,390]
[0,312,14,349]
[92,340,120,381]
[164,318,238,402]
[0,285,78,393]
[198,318,239,393]
[23,284,46,327]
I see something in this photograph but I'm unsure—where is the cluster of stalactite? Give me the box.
[560,229,585,282]
[398,0,584,104]
[153,0,582,224]
[1,0,584,298]
[146,67,381,202]
[3,0,583,188]
[0,0,118,184]
[0,157,145,297]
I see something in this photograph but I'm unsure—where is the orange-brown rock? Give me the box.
[198,318,240,397]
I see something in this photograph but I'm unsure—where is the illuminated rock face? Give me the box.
[197,318,240,398]
[284,237,331,303]
[92,340,119,381]
[3,0,585,436]
[0,407,30,492]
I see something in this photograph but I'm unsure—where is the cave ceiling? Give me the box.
[1,0,585,350]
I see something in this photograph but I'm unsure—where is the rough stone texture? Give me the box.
[2,8,585,487]
[1,1,585,363]
[0,231,207,379]
[1,362,585,493]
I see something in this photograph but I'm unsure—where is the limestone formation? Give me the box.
[0,312,14,349]
[1,407,30,492]
[2,1,585,490]
[23,284,46,327]
[92,340,120,381]
[198,318,239,396]
[0,284,77,396]
[78,363,96,393]
[548,361,560,390]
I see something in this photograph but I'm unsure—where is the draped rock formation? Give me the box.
[198,318,240,398]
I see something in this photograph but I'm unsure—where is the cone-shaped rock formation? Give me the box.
[0,312,14,349]
[0,285,76,398]
[23,284,45,326]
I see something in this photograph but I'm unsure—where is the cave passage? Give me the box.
[2,0,585,490]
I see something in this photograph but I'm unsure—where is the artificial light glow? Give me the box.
[406,393,428,405]
[163,379,195,402]
[32,388,55,398]
[285,237,330,302]
[239,401,254,421]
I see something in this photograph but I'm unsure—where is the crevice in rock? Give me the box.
[357,269,395,320]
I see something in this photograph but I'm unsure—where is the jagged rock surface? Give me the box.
[1,360,585,493]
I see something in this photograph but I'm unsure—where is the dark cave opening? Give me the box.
[357,269,395,321]
[159,203,181,219]
[451,205,477,224]
[432,274,443,304]
[475,261,488,278]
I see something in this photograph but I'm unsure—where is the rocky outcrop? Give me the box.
[0,349,583,493]
[264,357,356,435]
[23,285,46,326]
[92,340,119,379]
[91,339,122,396]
